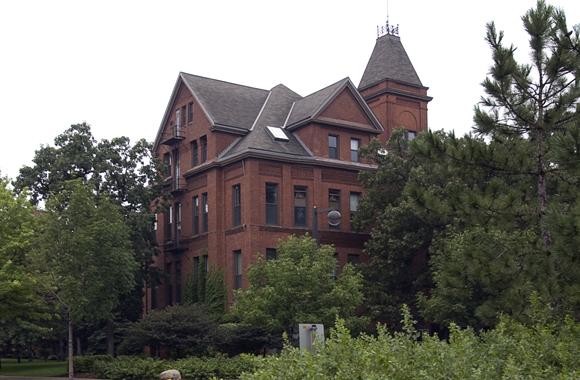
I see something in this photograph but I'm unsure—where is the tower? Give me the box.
[359,24,432,142]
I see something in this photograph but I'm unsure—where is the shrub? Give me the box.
[119,304,219,359]
[93,356,167,380]
[90,354,259,380]
[242,308,580,379]
[73,355,113,374]
[174,354,258,380]
[216,323,282,356]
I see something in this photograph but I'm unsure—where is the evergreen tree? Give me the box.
[357,1,579,329]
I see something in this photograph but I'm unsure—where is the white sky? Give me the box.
[1,0,579,180]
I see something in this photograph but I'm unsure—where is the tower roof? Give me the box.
[358,34,423,90]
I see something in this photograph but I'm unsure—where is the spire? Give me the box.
[359,23,423,90]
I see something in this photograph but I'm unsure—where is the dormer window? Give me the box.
[266,126,289,141]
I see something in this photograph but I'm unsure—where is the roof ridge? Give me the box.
[180,71,269,93]
[301,77,349,99]
[271,83,302,98]
[250,90,273,131]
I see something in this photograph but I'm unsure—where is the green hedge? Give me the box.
[76,354,258,380]
[242,309,579,379]
[73,355,113,374]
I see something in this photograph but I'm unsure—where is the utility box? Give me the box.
[298,324,325,352]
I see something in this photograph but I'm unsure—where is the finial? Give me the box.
[376,21,399,38]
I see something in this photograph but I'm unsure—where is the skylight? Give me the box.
[266,126,289,141]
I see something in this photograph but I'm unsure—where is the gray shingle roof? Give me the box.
[181,73,269,130]
[220,84,309,159]
[286,78,349,126]
[359,34,422,89]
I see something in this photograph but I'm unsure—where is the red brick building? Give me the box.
[145,30,431,310]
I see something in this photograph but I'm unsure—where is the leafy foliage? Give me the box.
[183,265,226,315]
[243,306,579,380]
[357,0,580,329]
[83,354,258,380]
[36,180,137,323]
[232,235,365,335]
[14,123,165,325]
[0,178,52,357]
[119,304,219,359]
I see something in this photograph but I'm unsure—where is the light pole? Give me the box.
[312,206,341,244]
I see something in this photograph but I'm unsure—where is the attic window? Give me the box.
[266,126,289,141]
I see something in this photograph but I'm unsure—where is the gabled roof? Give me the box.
[220,84,308,159]
[181,72,270,130]
[285,78,383,132]
[286,78,348,126]
[359,34,423,90]
[155,74,382,158]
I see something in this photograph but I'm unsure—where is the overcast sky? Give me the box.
[1,0,579,179]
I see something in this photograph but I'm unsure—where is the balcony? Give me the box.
[163,226,186,253]
[161,125,185,146]
[171,177,187,194]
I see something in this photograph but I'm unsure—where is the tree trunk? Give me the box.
[68,314,74,380]
[106,319,115,356]
[76,335,82,356]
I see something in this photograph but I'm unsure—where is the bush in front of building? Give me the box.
[118,304,219,358]
[73,354,113,374]
[79,354,258,380]
[242,305,580,379]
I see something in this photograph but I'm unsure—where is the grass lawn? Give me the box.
[0,358,67,377]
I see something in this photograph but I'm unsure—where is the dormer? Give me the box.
[285,78,382,161]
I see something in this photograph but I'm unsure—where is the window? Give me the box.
[232,184,241,227]
[328,189,341,228]
[193,256,201,287]
[191,140,198,167]
[192,196,199,235]
[163,153,172,177]
[203,254,209,273]
[173,149,181,179]
[176,109,182,135]
[347,254,360,265]
[201,193,208,232]
[193,256,200,274]
[200,135,208,162]
[265,183,278,225]
[406,130,417,141]
[175,260,182,304]
[266,126,289,141]
[350,138,360,162]
[165,263,173,306]
[233,250,242,289]
[294,186,307,227]
[349,192,361,228]
[187,102,193,123]
[266,248,277,260]
[328,135,339,159]
[151,285,157,310]
[153,213,158,231]
[176,202,182,236]
[165,206,173,241]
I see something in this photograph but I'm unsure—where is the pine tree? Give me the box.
[474,0,580,249]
